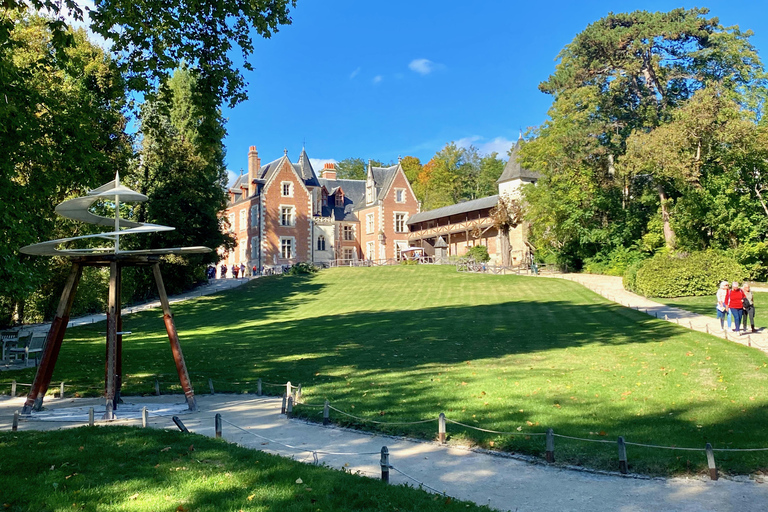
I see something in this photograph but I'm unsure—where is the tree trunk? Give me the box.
[500,226,511,267]
[657,184,676,249]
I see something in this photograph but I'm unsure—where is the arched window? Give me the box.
[317,235,326,251]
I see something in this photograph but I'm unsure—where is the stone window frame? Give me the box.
[343,224,355,241]
[281,181,294,197]
[366,213,375,234]
[395,188,406,203]
[394,211,408,233]
[280,205,294,227]
[317,235,326,251]
[280,236,295,259]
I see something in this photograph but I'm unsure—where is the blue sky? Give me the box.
[216,1,768,182]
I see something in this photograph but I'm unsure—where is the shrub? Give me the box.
[633,251,745,298]
[584,246,644,276]
[466,245,490,263]
[285,262,319,276]
[733,242,768,282]
[622,259,644,294]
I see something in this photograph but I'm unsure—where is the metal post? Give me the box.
[215,413,222,438]
[60,382,65,399]
[706,443,718,480]
[438,413,446,444]
[11,380,16,398]
[172,416,189,433]
[142,406,148,428]
[545,428,555,463]
[323,400,330,425]
[380,446,390,483]
[617,436,628,474]
[89,407,94,426]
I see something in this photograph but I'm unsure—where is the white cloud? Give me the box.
[61,0,111,49]
[226,169,239,188]
[408,58,443,75]
[349,67,361,79]
[372,75,383,84]
[310,158,338,171]
[456,136,517,159]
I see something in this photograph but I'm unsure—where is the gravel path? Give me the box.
[1,394,766,512]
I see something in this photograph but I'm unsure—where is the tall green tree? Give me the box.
[521,8,767,265]
[0,12,131,324]
[127,68,234,298]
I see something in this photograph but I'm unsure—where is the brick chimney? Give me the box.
[322,162,337,180]
[248,146,261,196]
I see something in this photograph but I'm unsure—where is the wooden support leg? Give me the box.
[152,264,197,411]
[22,264,82,414]
[104,262,120,420]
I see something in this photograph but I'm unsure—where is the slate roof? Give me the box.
[294,148,320,188]
[497,138,541,183]
[407,195,499,225]
[318,178,366,221]
[371,164,399,201]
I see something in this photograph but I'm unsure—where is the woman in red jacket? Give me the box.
[727,281,745,335]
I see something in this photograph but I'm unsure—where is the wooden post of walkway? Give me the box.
[438,413,446,444]
[257,378,262,396]
[22,263,82,414]
[380,446,390,483]
[323,400,330,425]
[706,443,718,480]
[215,413,222,438]
[104,262,120,420]
[617,436,628,474]
[153,263,197,411]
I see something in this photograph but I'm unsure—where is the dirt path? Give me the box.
[1,394,766,512]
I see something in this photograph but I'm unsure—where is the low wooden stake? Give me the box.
[706,443,718,480]
[60,382,65,399]
[286,396,294,419]
[689,321,693,329]
[617,436,628,474]
[215,413,222,438]
[380,446,390,483]
[155,378,161,396]
[705,324,709,334]
[88,407,94,426]
[208,378,215,395]
[665,314,668,321]
[11,380,16,398]
[296,384,302,403]
[142,406,148,428]
[12,411,19,432]
[286,381,292,401]
[281,393,287,415]
[257,378,262,396]
[172,416,188,433]
[323,400,330,425]
[545,428,555,463]
[438,413,446,444]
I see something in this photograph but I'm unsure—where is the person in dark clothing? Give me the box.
[742,283,757,333]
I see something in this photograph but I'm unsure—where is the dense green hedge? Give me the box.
[466,245,490,263]
[628,251,744,298]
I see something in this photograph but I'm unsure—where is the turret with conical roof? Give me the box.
[496,135,540,196]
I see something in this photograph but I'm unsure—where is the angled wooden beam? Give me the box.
[22,263,82,414]
[152,263,197,411]
[104,262,120,419]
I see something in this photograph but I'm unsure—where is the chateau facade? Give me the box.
[220,146,419,271]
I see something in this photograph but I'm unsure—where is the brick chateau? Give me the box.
[220,146,419,271]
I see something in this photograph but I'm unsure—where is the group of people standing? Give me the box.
[716,281,756,334]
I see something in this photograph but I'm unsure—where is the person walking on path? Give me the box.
[727,281,746,334]
[717,280,729,329]
[742,283,757,333]
[240,262,246,278]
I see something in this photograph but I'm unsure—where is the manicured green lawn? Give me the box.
[657,293,768,329]
[0,427,488,512]
[3,266,768,476]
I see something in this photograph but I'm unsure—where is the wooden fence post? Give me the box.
[155,378,161,396]
[208,378,215,395]
[60,382,65,399]
[257,378,262,396]
[438,413,446,444]
[323,400,330,425]
[748,335,752,347]
[215,413,222,438]
[706,443,718,480]
[286,396,294,419]
[296,384,302,403]
[665,314,668,321]
[11,380,16,398]
[88,407,94,426]
[281,393,287,415]
[545,428,555,463]
[12,411,18,432]
[705,324,709,334]
[380,446,390,483]
[617,436,628,474]
[142,406,148,428]
[286,381,292,401]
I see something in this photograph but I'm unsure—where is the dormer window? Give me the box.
[366,180,374,204]
[335,191,344,207]
[322,190,328,207]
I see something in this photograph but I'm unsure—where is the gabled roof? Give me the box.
[407,195,499,225]
[318,178,366,221]
[371,164,399,201]
[497,138,540,183]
